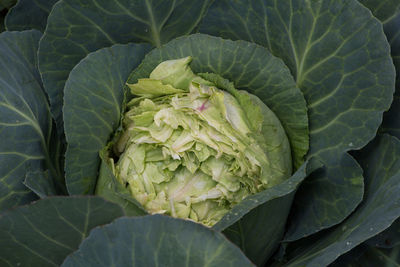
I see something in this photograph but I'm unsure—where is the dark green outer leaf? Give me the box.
[200,0,395,240]
[0,196,125,267]
[200,0,394,157]
[381,86,400,138]
[24,170,57,198]
[366,218,400,248]
[360,1,400,139]
[358,0,400,22]
[0,30,62,212]
[127,33,309,170]
[282,135,400,267]
[284,153,364,241]
[218,159,320,266]
[225,197,294,267]
[330,244,400,267]
[64,43,151,195]
[38,0,213,137]
[352,246,400,267]
[329,243,399,267]
[5,0,59,31]
[328,244,370,267]
[62,215,255,267]
[331,218,400,266]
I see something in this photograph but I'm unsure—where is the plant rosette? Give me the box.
[1,0,400,267]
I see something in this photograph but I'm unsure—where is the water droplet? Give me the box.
[234,213,238,216]
[348,142,354,147]
[369,227,374,231]
[144,28,148,32]
[341,226,347,231]
[346,241,352,246]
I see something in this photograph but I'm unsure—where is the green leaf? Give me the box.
[333,218,400,266]
[38,0,214,137]
[200,0,395,239]
[0,30,63,212]
[24,170,57,198]
[5,0,58,31]
[61,215,254,267]
[284,153,364,241]
[366,218,400,248]
[281,135,400,267]
[331,244,400,267]
[358,246,400,267]
[0,196,125,267]
[328,244,369,267]
[359,1,400,139]
[64,43,151,195]
[127,33,309,170]
[95,153,148,217]
[381,88,400,138]
[200,0,394,157]
[358,0,400,22]
[219,159,321,266]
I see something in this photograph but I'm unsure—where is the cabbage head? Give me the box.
[100,57,292,226]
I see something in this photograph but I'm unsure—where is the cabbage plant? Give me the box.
[0,0,400,266]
